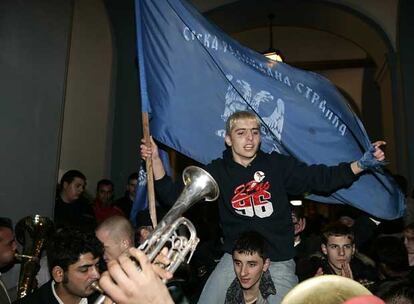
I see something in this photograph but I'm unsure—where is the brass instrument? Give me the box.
[15,215,54,299]
[281,275,372,304]
[93,165,219,304]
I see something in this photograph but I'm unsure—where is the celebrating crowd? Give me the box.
[1,111,413,304]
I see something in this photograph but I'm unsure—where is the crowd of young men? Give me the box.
[2,110,413,304]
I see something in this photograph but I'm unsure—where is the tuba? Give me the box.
[281,275,372,304]
[93,165,219,303]
[15,215,54,299]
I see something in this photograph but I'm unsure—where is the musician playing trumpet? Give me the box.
[140,110,387,304]
[14,228,103,304]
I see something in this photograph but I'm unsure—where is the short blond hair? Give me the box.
[225,111,260,135]
[96,215,134,244]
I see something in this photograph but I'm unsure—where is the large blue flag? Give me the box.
[134,0,405,219]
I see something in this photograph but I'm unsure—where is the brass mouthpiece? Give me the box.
[90,281,104,294]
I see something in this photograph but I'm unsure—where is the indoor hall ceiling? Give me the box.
[188,0,397,70]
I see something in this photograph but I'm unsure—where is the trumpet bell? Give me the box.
[182,166,219,202]
[281,275,372,304]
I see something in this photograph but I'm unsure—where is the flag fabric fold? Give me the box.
[134,0,405,219]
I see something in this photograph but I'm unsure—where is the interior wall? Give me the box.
[59,0,114,196]
[105,0,142,199]
[397,0,414,188]
[361,67,383,142]
[324,0,398,50]
[0,0,73,223]
[376,62,397,174]
[320,69,364,113]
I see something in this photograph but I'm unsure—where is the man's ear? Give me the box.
[121,238,130,251]
[52,266,64,283]
[300,218,306,231]
[263,258,270,272]
[296,218,306,234]
[321,244,328,255]
[224,135,232,147]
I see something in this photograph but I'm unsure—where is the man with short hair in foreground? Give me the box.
[95,215,135,263]
[225,231,276,304]
[99,247,173,304]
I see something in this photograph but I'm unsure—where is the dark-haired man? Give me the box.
[225,231,275,304]
[92,179,124,224]
[54,170,96,230]
[15,228,103,304]
[114,173,138,219]
[296,222,377,286]
[291,205,320,262]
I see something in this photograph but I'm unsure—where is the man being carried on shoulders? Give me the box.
[141,110,386,304]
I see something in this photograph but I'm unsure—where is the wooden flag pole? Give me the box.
[142,112,157,228]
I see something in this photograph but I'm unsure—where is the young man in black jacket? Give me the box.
[140,110,386,304]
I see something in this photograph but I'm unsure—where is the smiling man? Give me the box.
[141,110,387,304]
[225,231,275,304]
[15,228,103,304]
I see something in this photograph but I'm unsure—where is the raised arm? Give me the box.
[350,141,386,175]
[140,137,183,207]
[140,136,166,180]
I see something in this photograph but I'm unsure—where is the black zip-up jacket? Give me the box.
[155,148,356,261]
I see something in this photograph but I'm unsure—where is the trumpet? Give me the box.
[93,165,219,304]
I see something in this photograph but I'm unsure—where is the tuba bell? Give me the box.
[15,215,54,299]
[281,275,372,304]
[93,165,219,303]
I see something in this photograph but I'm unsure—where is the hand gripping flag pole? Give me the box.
[142,113,157,228]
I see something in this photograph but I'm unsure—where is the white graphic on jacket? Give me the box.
[231,171,274,218]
